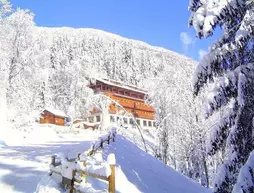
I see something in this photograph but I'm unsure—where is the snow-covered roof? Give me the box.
[44,107,68,118]
[74,121,100,127]
[92,78,148,94]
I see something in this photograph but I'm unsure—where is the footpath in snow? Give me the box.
[0,124,210,193]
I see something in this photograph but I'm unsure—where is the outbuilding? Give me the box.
[73,119,100,130]
[40,108,68,126]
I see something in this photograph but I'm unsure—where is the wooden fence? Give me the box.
[87,129,116,156]
[49,129,117,193]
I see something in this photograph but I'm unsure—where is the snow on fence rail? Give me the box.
[87,128,116,156]
[49,129,117,193]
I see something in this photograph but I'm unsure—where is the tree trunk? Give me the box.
[203,155,209,188]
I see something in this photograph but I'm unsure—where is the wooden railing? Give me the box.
[87,129,116,156]
[135,102,155,112]
[49,129,117,193]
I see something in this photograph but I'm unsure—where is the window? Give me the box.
[125,92,130,96]
[148,121,152,127]
[143,120,147,127]
[110,116,115,123]
[153,122,156,127]
[96,116,101,122]
[117,116,120,121]
[130,118,134,125]
[120,91,124,95]
[123,118,128,124]
[95,87,100,93]
[107,87,112,92]
[88,117,94,123]
[137,119,140,125]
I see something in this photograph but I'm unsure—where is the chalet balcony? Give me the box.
[134,102,154,112]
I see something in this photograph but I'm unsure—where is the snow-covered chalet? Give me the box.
[86,78,156,129]
[40,108,69,126]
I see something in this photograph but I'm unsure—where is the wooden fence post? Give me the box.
[100,138,103,148]
[51,155,56,166]
[108,164,115,193]
[82,160,87,183]
[112,132,115,142]
[107,134,110,144]
[78,153,87,183]
[77,153,81,161]
[107,154,116,193]
[70,170,76,193]
[49,156,56,176]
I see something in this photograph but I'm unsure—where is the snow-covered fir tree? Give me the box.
[189,0,254,192]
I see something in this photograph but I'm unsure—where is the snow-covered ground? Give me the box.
[101,135,209,193]
[0,124,101,193]
[0,124,209,193]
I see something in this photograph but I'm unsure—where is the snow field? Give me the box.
[0,124,209,193]
[0,124,102,193]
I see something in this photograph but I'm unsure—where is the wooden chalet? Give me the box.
[88,78,156,129]
[40,108,68,126]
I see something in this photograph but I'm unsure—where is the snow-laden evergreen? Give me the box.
[189,0,254,192]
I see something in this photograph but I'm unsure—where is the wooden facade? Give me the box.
[40,110,67,126]
[89,79,155,120]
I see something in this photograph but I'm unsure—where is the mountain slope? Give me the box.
[102,135,209,193]
[36,26,196,86]
[3,23,197,124]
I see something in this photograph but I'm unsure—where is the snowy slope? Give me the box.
[101,135,209,193]
[0,124,209,193]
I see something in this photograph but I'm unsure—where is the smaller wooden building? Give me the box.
[40,108,68,126]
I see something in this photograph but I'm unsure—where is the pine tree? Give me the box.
[189,0,254,192]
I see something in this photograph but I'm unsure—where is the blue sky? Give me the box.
[11,0,220,61]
